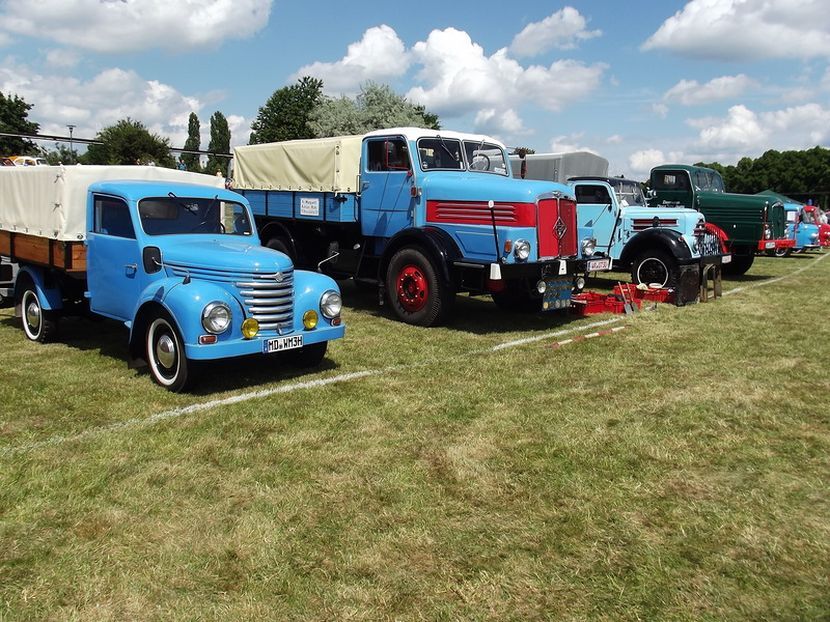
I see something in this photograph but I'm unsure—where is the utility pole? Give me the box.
[67,124,76,162]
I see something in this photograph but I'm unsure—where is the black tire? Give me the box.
[265,237,295,262]
[723,251,755,276]
[775,247,793,257]
[630,249,679,288]
[19,286,58,343]
[491,281,542,313]
[145,311,193,392]
[283,341,328,368]
[386,247,453,327]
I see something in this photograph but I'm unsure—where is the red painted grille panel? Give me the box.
[558,198,578,256]
[426,200,536,226]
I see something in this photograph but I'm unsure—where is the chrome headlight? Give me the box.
[320,290,342,319]
[764,224,772,240]
[810,232,819,240]
[202,301,231,334]
[581,237,596,256]
[513,239,531,261]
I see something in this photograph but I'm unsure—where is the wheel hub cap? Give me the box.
[25,301,41,331]
[156,334,177,369]
[397,265,428,312]
[638,258,669,287]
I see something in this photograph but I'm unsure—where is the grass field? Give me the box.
[1,254,828,621]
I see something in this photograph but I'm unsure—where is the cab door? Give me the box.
[573,183,617,254]
[359,136,415,239]
[86,194,145,322]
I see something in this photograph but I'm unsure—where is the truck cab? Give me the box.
[1,166,345,391]
[232,128,609,326]
[648,164,793,275]
[569,176,729,301]
[754,191,822,256]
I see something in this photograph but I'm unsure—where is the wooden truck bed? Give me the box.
[0,230,86,273]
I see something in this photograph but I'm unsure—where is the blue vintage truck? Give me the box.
[755,191,821,256]
[0,166,345,391]
[229,128,610,325]
[567,177,730,302]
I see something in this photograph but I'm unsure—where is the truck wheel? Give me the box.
[723,251,754,276]
[491,281,541,313]
[631,249,678,288]
[284,341,328,367]
[774,247,792,257]
[146,312,193,392]
[20,287,58,343]
[386,247,453,327]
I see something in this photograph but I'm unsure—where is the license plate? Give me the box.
[263,334,304,354]
[587,257,612,271]
[722,254,732,264]
[765,241,775,249]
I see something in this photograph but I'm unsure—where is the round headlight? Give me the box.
[581,237,596,256]
[764,225,772,240]
[320,290,342,319]
[514,239,531,261]
[202,302,231,334]
[536,280,547,294]
[241,317,259,339]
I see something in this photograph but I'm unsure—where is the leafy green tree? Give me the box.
[205,111,231,176]
[309,82,441,138]
[83,118,174,167]
[44,144,78,165]
[249,76,323,144]
[0,91,40,156]
[182,112,201,172]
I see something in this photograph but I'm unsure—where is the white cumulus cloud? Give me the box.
[0,0,272,53]
[406,27,606,117]
[474,108,526,136]
[509,7,601,57]
[663,74,757,105]
[629,149,666,175]
[643,0,830,60]
[292,25,410,95]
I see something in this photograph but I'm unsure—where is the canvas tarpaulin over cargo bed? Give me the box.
[0,166,225,241]
[509,151,609,184]
[232,135,363,193]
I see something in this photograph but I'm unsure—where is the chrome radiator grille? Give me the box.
[167,263,295,334]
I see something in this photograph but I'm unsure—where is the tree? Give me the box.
[0,91,40,155]
[44,144,78,165]
[205,111,231,177]
[83,118,174,167]
[249,76,323,144]
[309,82,441,138]
[181,112,201,172]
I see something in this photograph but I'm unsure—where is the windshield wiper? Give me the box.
[436,135,460,167]
[167,191,198,215]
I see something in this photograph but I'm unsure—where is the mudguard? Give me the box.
[619,228,693,266]
[291,270,341,332]
[380,226,462,284]
[15,265,63,311]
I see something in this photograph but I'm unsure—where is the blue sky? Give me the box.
[1,0,829,179]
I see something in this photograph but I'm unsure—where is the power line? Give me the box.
[0,131,232,158]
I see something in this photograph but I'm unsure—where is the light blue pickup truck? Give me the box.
[0,166,345,391]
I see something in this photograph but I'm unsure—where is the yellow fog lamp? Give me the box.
[302,310,319,330]
[241,318,259,339]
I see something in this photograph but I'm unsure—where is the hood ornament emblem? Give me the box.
[273,272,283,283]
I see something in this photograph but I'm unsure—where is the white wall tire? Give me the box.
[20,287,58,343]
[146,314,191,392]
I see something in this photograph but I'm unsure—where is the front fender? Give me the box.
[292,270,341,332]
[619,228,693,266]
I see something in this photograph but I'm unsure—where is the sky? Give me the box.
[1,0,829,179]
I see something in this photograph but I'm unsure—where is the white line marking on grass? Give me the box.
[1,371,377,457]
[723,252,829,297]
[491,317,623,351]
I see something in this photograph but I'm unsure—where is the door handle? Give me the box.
[125,263,137,276]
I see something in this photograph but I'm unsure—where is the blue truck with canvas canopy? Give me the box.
[229,127,610,326]
[0,165,345,391]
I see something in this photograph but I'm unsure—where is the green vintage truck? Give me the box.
[648,164,793,275]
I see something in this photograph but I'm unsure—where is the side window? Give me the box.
[94,196,135,239]
[575,185,611,204]
[366,138,410,172]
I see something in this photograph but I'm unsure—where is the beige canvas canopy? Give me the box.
[0,165,225,241]
[232,135,363,193]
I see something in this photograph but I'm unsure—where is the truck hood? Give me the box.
[420,171,574,203]
[156,236,293,273]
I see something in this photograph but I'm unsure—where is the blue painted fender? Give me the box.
[15,265,63,310]
[291,270,341,332]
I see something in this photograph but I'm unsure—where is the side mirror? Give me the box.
[143,246,162,274]
[647,189,656,199]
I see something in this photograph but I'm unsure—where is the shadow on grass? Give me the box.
[0,314,344,396]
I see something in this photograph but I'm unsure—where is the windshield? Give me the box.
[462,141,508,175]
[138,196,253,236]
[417,138,464,171]
[608,179,645,205]
[802,208,819,225]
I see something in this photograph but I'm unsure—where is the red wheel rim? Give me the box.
[396,264,429,312]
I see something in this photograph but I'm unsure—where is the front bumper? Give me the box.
[756,238,795,252]
[184,322,345,361]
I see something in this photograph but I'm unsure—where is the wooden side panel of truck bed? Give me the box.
[0,230,87,272]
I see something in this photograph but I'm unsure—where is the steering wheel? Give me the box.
[471,153,490,171]
[191,220,226,233]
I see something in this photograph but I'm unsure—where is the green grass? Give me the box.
[1,254,828,620]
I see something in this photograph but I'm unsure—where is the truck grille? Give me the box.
[167,263,294,334]
[697,231,723,257]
